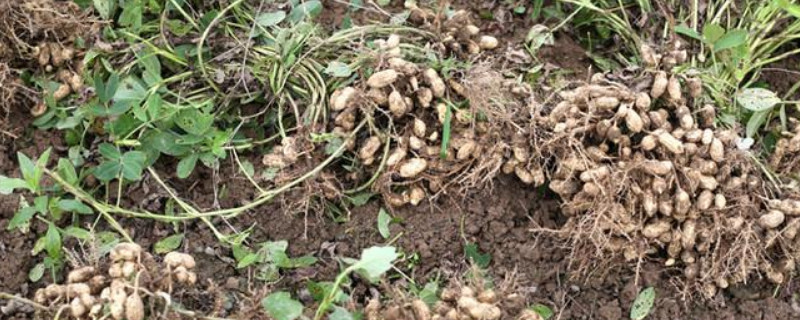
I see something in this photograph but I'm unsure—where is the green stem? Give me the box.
[44,121,367,244]
[314,265,357,320]
[197,0,247,94]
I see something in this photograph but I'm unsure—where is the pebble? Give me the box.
[224,277,240,290]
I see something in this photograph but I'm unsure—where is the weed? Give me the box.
[313,246,398,320]
[233,240,317,282]
[672,1,800,140]
[252,246,398,320]
[0,149,125,282]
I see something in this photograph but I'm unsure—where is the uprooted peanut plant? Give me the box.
[526,42,800,297]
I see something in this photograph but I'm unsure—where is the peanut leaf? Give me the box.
[377,208,391,239]
[713,29,747,52]
[154,234,184,254]
[262,292,303,320]
[352,246,397,283]
[256,11,286,27]
[630,287,655,320]
[737,88,781,112]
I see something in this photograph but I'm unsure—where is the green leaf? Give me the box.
[143,130,192,156]
[119,0,143,31]
[418,281,439,306]
[531,304,554,320]
[34,196,49,215]
[352,246,398,283]
[526,25,554,51]
[324,137,344,155]
[29,263,46,282]
[33,148,53,186]
[239,160,255,178]
[174,109,214,136]
[104,72,120,104]
[166,18,193,35]
[32,236,47,255]
[45,224,62,258]
[464,242,491,269]
[93,0,115,19]
[55,116,83,130]
[94,161,121,182]
[140,52,162,86]
[376,0,390,5]
[57,199,93,214]
[256,11,287,27]
[737,88,781,112]
[256,263,281,282]
[63,227,92,240]
[746,110,770,138]
[98,143,122,160]
[0,176,30,194]
[777,0,800,18]
[74,0,93,9]
[154,234,184,253]
[702,23,725,44]
[237,253,260,269]
[121,151,147,180]
[377,208,391,239]
[8,206,36,231]
[348,192,373,207]
[287,255,318,268]
[57,158,79,185]
[288,0,323,23]
[232,244,252,262]
[440,103,452,159]
[324,61,353,78]
[630,287,655,320]
[145,93,162,120]
[177,154,199,179]
[18,153,37,187]
[713,29,747,52]
[199,9,220,29]
[262,292,304,320]
[674,24,702,41]
[330,306,354,320]
[114,76,148,105]
[307,281,347,302]
[262,240,289,257]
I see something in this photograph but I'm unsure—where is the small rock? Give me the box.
[225,277,240,290]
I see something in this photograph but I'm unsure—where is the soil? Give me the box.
[761,52,800,100]
[2,1,800,320]
[0,105,43,296]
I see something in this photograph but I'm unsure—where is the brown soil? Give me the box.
[761,48,800,100]
[3,1,800,320]
[0,104,50,304]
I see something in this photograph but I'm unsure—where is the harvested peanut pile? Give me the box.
[364,283,534,320]
[402,4,500,57]
[0,0,94,116]
[263,29,529,207]
[526,42,800,297]
[32,243,198,319]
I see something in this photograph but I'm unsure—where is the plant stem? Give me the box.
[0,292,49,311]
[314,265,357,320]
